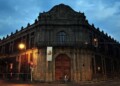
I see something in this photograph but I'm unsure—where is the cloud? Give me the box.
[94,1,120,20]
[75,0,120,20]
[0,0,120,42]
[0,0,41,38]
[75,0,95,11]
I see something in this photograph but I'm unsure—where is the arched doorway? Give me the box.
[55,54,71,81]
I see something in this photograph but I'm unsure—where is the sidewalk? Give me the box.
[1,79,120,86]
[0,79,80,86]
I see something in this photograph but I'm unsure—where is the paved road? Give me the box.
[0,80,120,86]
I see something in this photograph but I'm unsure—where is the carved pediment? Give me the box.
[39,4,84,19]
[48,4,76,18]
[38,4,87,25]
[50,4,75,12]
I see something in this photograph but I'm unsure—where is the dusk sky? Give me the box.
[0,0,120,42]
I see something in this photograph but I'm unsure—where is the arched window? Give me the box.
[57,31,67,44]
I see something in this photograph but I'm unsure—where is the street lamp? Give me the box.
[98,66,101,71]
[93,38,98,47]
[19,43,26,50]
[18,43,26,80]
[18,43,34,82]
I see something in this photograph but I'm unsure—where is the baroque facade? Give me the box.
[0,4,120,82]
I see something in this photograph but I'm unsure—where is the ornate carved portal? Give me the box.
[55,54,71,81]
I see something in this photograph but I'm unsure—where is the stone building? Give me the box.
[0,4,120,82]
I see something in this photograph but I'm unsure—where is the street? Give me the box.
[0,80,120,86]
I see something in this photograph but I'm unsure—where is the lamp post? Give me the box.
[30,61,33,82]
[18,43,34,82]
[18,43,26,80]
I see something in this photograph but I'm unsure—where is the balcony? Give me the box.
[37,41,92,48]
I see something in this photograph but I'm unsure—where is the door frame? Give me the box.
[54,54,71,81]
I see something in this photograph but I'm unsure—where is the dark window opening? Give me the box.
[57,31,67,44]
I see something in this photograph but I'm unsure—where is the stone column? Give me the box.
[34,49,45,81]
[75,49,80,82]
[87,54,92,80]
[45,47,53,82]
[93,55,96,74]
[81,50,86,81]
[46,61,53,82]
[76,49,80,82]
[73,50,77,82]
[101,57,106,80]
[103,58,107,80]
[18,55,21,80]
[46,61,49,82]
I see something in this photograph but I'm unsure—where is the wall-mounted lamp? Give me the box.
[97,66,101,71]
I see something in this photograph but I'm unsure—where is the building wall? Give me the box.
[33,47,93,82]
[0,4,120,82]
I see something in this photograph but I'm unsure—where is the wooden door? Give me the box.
[55,54,71,81]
